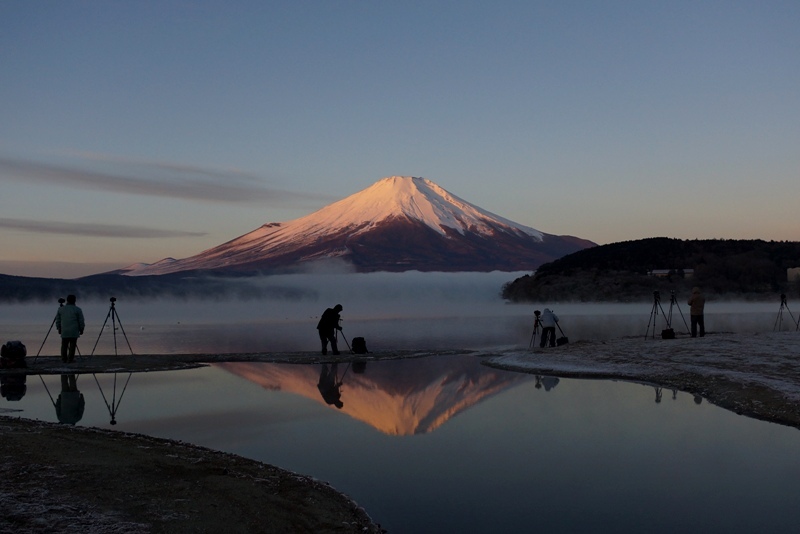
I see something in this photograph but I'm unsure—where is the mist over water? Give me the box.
[0,272,790,354]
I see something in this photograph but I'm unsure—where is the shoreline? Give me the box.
[482,331,800,430]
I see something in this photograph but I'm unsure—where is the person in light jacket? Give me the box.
[539,308,559,348]
[687,287,706,337]
[56,294,85,363]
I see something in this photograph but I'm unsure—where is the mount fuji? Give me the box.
[120,176,594,276]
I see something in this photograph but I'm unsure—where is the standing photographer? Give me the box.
[539,308,559,348]
[316,304,343,355]
[688,287,706,337]
[56,294,85,363]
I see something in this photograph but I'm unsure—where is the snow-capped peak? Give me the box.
[121,176,586,276]
[284,176,543,239]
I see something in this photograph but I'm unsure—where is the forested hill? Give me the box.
[501,238,800,302]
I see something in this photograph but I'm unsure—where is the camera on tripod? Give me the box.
[646,289,688,339]
[90,296,135,357]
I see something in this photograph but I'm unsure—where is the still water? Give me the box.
[4,355,800,533]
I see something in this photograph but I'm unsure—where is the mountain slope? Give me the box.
[123,176,594,276]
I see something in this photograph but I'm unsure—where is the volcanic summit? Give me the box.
[122,176,594,275]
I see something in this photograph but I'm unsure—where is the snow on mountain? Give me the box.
[123,176,594,276]
[116,258,177,274]
[293,176,544,239]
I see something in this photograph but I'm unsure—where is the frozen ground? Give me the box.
[481,331,800,429]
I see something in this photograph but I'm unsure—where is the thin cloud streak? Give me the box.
[0,217,207,238]
[0,156,334,206]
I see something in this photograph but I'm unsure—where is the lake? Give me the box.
[2,272,798,532]
[4,354,800,533]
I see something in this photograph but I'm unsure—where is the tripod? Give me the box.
[528,310,542,349]
[666,291,690,334]
[33,298,82,364]
[645,291,670,339]
[773,294,799,332]
[91,297,135,357]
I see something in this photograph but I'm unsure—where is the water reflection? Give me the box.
[534,375,560,391]
[92,373,133,425]
[1,375,27,401]
[24,372,133,427]
[317,363,346,408]
[3,357,800,533]
[56,374,85,425]
[216,355,533,435]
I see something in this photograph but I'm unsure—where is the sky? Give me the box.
[1,1,799,278]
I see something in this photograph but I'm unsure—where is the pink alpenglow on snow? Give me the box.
[120,177,595,276]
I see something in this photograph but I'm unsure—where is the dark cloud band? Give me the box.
[0,217,207,239]
[0,156,332,206]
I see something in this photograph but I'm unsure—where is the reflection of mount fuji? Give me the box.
[216,355,532,436]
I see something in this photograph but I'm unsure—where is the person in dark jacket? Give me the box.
[687,287,706,337]
[316,304,343,355]
[56,294,85,363]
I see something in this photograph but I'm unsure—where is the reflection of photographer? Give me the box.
[56,374,85,425]
[317,363,344,409]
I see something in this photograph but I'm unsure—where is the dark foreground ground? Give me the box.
[0,415,383,534]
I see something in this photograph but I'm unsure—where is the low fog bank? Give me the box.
[1,272,796,354]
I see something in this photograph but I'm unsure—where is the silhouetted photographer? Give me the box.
[56,295,85,363]
[687,287,706,337]
[316,304,343,355]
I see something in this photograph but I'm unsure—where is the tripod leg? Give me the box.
[784,304,799,332]
[676,304,690,333]
[339,330,352,353]
[91,308,113,356]
[774,307,783,332]
[645,303,658,339]
[112,309,136,356]
[33,313,59,364]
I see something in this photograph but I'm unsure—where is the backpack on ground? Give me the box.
[0,340,27,369]
[351,337,369,354]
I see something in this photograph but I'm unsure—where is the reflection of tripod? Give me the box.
[645,291,670,339]
[529,310,542,349]
[33,298,82,364]
[774,294,799,332]
[91,297,135,357]
[666,291,690,334]
[93,372,132,425]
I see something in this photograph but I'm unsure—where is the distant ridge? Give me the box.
[121,176,594,276]
[502,237,800,302]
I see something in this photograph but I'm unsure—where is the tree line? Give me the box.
[502,238,800,302]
